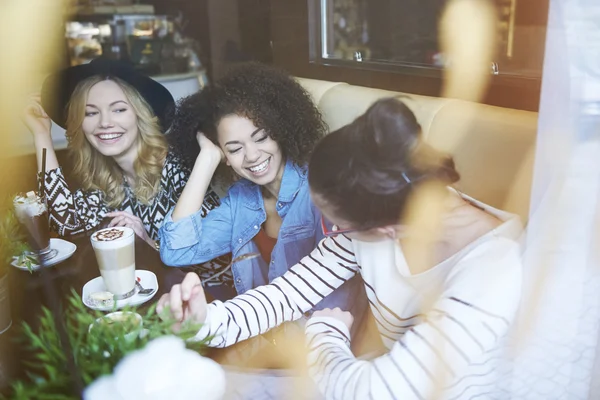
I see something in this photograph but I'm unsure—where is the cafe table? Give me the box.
[5,230,185,388]
[9,231,186,329]
[5,229,323,399]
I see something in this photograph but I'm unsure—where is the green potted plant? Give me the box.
[0,200,31,394]
[7,291,211,399]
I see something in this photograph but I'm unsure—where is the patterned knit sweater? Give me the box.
[40,152,232,283]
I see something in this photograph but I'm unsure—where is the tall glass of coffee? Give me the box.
[91,227,136,299]
[13,191,57,261]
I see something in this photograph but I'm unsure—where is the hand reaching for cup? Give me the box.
[311,307,354,332]
[157,272,208,331]
[22,94,51,136]
[105,211,153,247]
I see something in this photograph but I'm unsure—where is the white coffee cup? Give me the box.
[91,227,136,299]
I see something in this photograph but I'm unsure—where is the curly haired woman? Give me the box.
[23,58,225,268]
[159,98,523,399]
[160,62,366,322]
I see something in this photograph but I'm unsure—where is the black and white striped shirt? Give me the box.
[196,197,522,399]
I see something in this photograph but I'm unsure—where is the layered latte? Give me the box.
[91,227,136,299]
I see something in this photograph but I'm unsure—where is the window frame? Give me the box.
[308,0,544,82]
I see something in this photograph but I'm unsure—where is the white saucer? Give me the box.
[11,238,77,271]
[82,270,159,311]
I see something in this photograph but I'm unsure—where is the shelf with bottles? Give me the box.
[71,3,155,16]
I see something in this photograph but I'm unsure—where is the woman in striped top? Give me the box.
[158,98,523,399]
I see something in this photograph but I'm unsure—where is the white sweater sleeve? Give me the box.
[195,235,360,347]
[305,237,522,400]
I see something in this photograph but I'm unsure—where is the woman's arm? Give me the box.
[171,133,223,222]
[304,238,522,400]
[23,95,59,175]
[43,168,108,235]
[23,96,105,235]
[159,192,235,266]
[158,234,360,346]
[33,133,59,174]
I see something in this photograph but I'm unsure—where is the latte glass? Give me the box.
[91,227,136,299]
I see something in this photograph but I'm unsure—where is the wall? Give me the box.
[147,0,547,111]
[207,0,243,79]
[0,151,72,199]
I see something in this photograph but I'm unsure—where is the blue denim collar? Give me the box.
[240,160,307,210]
[278,160,307,202]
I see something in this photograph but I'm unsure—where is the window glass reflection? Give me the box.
[320,0,545,78]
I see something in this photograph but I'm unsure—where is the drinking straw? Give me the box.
[40,148,47,196]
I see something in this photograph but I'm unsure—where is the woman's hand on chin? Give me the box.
[105,211,153,247]
[171,132,222,222]
[196,132,224,167]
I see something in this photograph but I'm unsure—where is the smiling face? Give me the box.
[217,114,285,189]
[81,80,140,159]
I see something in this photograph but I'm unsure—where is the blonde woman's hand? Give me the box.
[105,211,153,247]
[157,272,208,331]
[196,132,224,166]
[311,307,354,332]
[22,94,51,136]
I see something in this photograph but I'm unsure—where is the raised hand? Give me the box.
[23,94,59,173]
[23,94,51,136]
[171,132,223,222]
[196,131,225,165]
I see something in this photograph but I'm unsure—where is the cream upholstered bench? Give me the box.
[297,78,537,223]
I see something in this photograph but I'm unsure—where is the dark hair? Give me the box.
[308,98,460,228]
[168,62,327,178]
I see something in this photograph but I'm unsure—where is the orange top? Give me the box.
[254,227,277,264]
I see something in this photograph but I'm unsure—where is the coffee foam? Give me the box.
[13,195,46,219]
[91,227,134,250]
[94,228,125,241]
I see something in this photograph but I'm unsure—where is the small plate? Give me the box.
[82,270,158,311]
[11,238,77,271]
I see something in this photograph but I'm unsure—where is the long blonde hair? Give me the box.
[65,76,168,207]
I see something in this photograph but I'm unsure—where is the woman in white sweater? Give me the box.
[158,98,523,399]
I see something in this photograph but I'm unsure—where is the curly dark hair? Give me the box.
[168,62,327,177]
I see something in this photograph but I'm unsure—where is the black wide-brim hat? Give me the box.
[41,57,175,130]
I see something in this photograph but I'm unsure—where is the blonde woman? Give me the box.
[23,58,222,259]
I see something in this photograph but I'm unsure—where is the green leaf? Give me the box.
[8,290,208,397]
[0,199,31,273]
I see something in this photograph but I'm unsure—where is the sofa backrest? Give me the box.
[297,77,537,222]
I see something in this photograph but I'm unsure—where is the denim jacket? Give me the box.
[159,160,362,311]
